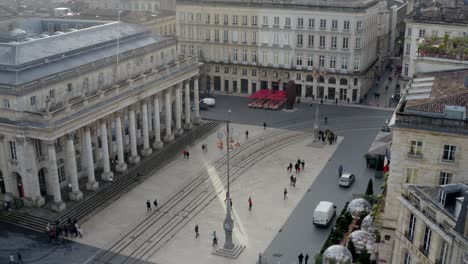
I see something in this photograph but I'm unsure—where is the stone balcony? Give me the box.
[0,56,199,127]
[395,111,468,135]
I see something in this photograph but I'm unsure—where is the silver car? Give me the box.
[338,173,355,187]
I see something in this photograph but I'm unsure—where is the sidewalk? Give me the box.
[74,124,340,264]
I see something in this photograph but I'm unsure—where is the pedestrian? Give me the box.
[195,224,199,238]
[305,254,309,264]
[301,160,305,170]
[186,150,190,159]
[212,231,218,247]
[17,252,23,264]
[245,130,249,139]
[289,163,293,172]
[146,200,151,211]
[294,163,298,173]
[248,197,252,211]
[292,177,296,188]
[230,198,233,207]
[9,255,15,264]
[263,122,267,130]
[182,150,187,158]
[76,223,83,238]
[298,253,304,264]
[325,117,328,124]
[339,165,343,177]
[290,175,294,187]
[283,188,288,200]
[202,144,205,152]
[153,199,158,209]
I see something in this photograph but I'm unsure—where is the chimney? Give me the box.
[455,190,468,235]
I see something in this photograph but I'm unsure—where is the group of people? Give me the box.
[46,218,83,245]
[146,199,158,211]
[287,159,305,174]
[298,253,310,264]
[318,130,337,145]
[182,150,190,159]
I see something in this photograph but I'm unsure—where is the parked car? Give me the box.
[338,173,355,187]
[313,201,336,227]
[201,98,215,107]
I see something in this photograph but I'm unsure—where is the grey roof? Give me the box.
[178,0,379,10]
[0,18,174,86]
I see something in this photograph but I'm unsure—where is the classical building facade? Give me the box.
[379,69,468,263]
[177,0,395,103]
[393,183,468,264]
[0,18,201,212]
[401,2,468,80]
[83,0,175,12]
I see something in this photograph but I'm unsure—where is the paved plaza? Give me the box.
[1,95,392,264]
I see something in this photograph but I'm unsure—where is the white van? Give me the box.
[313,201,337,227]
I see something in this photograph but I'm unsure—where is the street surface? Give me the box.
[0,95,392,264]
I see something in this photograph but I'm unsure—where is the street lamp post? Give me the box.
[223,109,234,249]
[115,10,123,85]
[313,102,320,143]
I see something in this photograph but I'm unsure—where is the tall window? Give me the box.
[443,145,456,161]
[273,51,278,65]
[422,225,432,255]
[341,57,348,70]
[331,36,337,48]
[242,16,247,25]
[242,49,247,62]
[355,38,361,49]
[405,43,411,55]
[297,18,303,27]
[406,168,418,183]
[297,34,303,46]
[273,32,279,44]
[205,14,210,24]
[343,37,349,49]
[344,20,350,30]
[58,159,66,183]
[252,32,257,44]
[3,99,10,109]
[353,57,360,71]
[233,48,238,62]
[308,35,314,47]
[296,53,303,66]
[308,19,314,28]
[439,241,448,264]
[34,139,43,158]
[262,16,268,25]
[214,30,219,41]
[319,55,325,67]
[9,141,17,160]
[356,21,362,30]
[252,49,257,63]
[439,172,452,185]
[285,17,291,27]
[223,30,228,42]
[307,53,313,66]
[215,14,219,24]
[320,19,326,29]
[274,16,279,26]
[262,50,268,64]
[407,213,416,242]
[403,251,411,264]
[319,36,325,47]
[329,56,336,69]
[409,140,423,156]
[252,16,257,26]
[331,19,338,29]
[30,96,36,106]
[419,29,426,38]
[404,63,409,76]
[407,27,412,36]
[49,89,55,98]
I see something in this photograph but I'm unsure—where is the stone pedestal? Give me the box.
[50,201,66,212]
[142,148,153,157]
[86,180,99,191]
[184,123,193,130]
[101,171,114,182]
[69,190,83,201]
[115,163,128,172]
[152,140,163,149]
[23,196,45,208]
[164,134,174,142]
[193,116,201,125]
[175,128,184,137]
[129,155,141,164]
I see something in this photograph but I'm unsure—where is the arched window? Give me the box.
[328,77,336,84]
[340,78,348,85]
[306,74,313,82]
[318,76,325,83]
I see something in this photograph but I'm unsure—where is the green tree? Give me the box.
[356,248,371,264]
[347,239,357,261]
[365,179,374,196]
[314,254,323,264]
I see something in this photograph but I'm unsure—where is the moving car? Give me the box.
[338,173,355,187]
[313,201,336,227]
[201,98,215,107]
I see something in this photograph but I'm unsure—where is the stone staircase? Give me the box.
[0,121,220,233]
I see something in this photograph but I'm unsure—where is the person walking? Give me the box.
[290,175,294,187]
[195,224,199,238]
[301,160,305,171]
[325,117,328,124]
[146,200,151,211]
[201,144,205,152]
[153,199,158,209]
[298,253,304,264]
[230,198,233,207]
[338,164,343,177]
[212,231,217,247]
[17,252,23,264]
[248,197,252,211]
[186,150,190,159]
[289,163,293,172]
[9,255,15,264]
[263,122,267,130]
[292,177,296,188]
[305,254,309,264]
[245,130,249,140]
[283,188,288,200]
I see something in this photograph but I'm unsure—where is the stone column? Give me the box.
[84,127,99,190]
[175,83,183,136]
[21,138,45,207]
[129,106,141,164]
[47,141,66,212]
[153,95,164,149]
[193,77,201,124]
[148,102,153,135]
[183,80,192,130]
[66,134,83,201]
[141,100,153,156]
[164,89,174,142]
[100,121,114,181]
[114,112,127,172]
